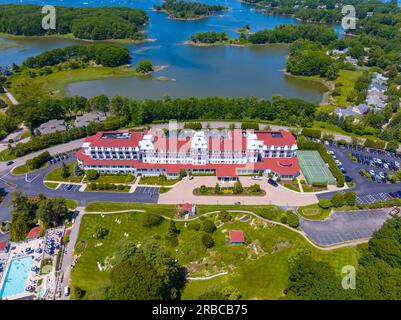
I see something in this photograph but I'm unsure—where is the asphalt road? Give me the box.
[0,155,159,221]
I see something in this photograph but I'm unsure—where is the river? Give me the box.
[0,0,342,102]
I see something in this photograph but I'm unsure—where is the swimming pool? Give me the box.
[0,256,33,299]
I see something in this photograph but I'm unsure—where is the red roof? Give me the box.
[255,130,296,147]
[0,240,9,251]
[229,230,244,243]
[254,157,300,176]
[27,226,42,239]
[86,131,144,148]
[181,203,193,211]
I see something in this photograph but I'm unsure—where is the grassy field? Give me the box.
[138,176,180,186]
[44,161,82,183]
[9,66,138,101]
[332,70,363,107]
[71,209,364,300]
[11,163,47,175]
[297,204,332,220]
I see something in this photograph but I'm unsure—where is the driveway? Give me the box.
[300,209,390,246]
[158,176,318,206]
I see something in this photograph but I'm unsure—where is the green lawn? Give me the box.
[138,176,180,186]
[297,204,332,220]
[65,199,79,210]
[88,174,135,184]
[71,208,363,300]
[12,163,47,175]
[332,70,363,107]
[44,182,59,189]
[44,161,82,183]
[0,149,16,161]
[9,65,138,102]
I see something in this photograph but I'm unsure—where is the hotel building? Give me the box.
[76,129,300,182]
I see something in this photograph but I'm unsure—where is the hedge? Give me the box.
[364,137,386,149]
[301,128,322,139]
[297,137,345,187]
[241,122,259,130]
[26,151,51,169]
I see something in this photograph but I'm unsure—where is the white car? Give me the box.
[335,160,340,164]
[252,176,262,180]
[64,286,70,297]
[370,170,375,176]
[384,163,389,169]
[395,161,400,168]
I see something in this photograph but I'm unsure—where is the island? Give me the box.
[153,0,228,20]
[0,4,148,41]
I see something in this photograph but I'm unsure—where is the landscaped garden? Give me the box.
[44,182,59,189]
[279,179,300,192]
[11,163,47,175]
[44,161,83,183]
[85,182,130,193]
[194,181,265,196]
[70,205,363,300]
[138,175,180,186]
[84,173,135,184]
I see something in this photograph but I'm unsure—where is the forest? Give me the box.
[23,44,131,68]
[0,4,148,40]
[154,0,227,19]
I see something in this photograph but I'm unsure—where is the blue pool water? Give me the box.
[0,256,33,298]
[38,287,46,300]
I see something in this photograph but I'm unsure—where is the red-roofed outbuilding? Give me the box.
[26,226,42,239]
[0,240,9,253]
[229,230,245,244]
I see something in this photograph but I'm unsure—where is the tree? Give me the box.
[214,182,221,194]
[85,169,99,181]
[135,60,153,74]
[343,192,356,206]
[202,219,216,233]
[286,211,300,228]
[36,198,69,229]
[233,180,243,194]
[287,253,351,299]
[93,224,109,239]
[142,213,164,228]
[201,233,214,248]
[88,95,109,115]
[165,220,179,246]
[179,168,187,178]
[318,198,333,209]
[73,287,86,300]
[60,162,70,179]
[330,193,344,208]
[108,239,186,300]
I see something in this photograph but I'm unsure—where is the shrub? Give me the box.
[249,183,261,193]
[142,213,164,228]
[199,185,208,194]
[86,169,99,181]
[202,220,216,233]
[201,233,214,248]
[184,122,202,130]
[280,215,288,224]
[318,198,333,209]
[218,211,232,223]
[233,180,244,194]
[331,193,345,208]
[26,151,51,170]
[74,287,86,300]
[312,182,327,188]
[301,128,321,139]
[286,211,300,228]
[241,122,259,130]
[364,138,386,149]
[117,184,125,190]
[93,225,109,239]
[343,192,357,206]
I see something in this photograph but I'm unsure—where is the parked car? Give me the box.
[268,178,278,187]
[64,286,70,297]
[6,161,14,166]
[345,176,353,182]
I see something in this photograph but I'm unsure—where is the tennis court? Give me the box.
[297,150,336,185]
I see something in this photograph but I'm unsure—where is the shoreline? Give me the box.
[152,8,228,21]
[0,32,156,45]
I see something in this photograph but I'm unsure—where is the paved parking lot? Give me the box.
[300,209,390,245]
[58,184,81,192]
[356,192,392,205]
[134,186,159,196]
